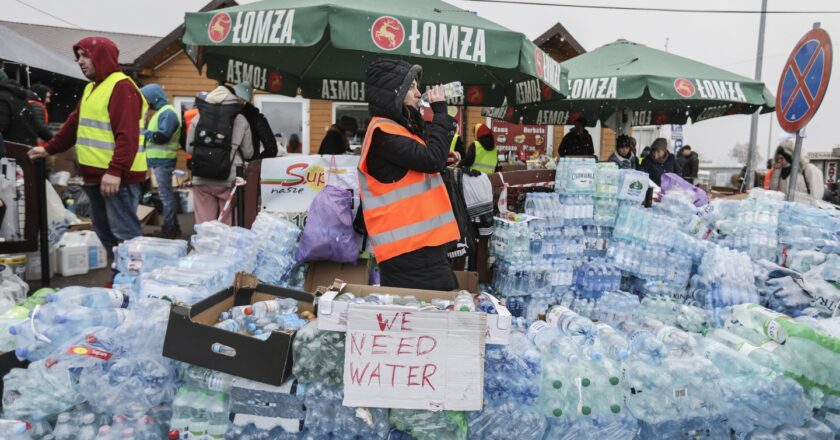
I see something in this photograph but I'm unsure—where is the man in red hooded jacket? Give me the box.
[28,37,146,250]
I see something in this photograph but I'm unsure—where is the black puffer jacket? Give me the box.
[241,103,278,159]
[364,59,459,291]
[641,152,678,186]
[0,80,43,146]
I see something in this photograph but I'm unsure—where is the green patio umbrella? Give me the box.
[483,39,775,127]
[182,0,568,106]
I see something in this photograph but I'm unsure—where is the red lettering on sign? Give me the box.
[386,363,405,387]
[417,336,437,355]
[371,334,392,354]
[350,333,366,356]
[368,363,381,386]
[407,365,421,387]
[376,313,400,331]
[283,163,307,186]
[422,364,437,390]
[400,312,412,330]
[397,337,415,355]
[349,362,370,385]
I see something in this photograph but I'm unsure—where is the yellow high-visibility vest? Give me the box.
[144,104,181,160]
[471,140,498,174]
[76,72,148,172]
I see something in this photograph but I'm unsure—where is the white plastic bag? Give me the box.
[45,181,80,245]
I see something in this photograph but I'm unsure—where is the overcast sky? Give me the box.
[3,0,838,164]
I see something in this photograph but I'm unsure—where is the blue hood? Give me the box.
[140,83,169,110]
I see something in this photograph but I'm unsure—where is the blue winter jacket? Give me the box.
[140,84,180,166]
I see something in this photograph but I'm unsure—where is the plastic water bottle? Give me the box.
[419,81,464,107]
[53,307,127,328]
[168,388,191,440]
[52,413,75,439]
[46,287,129,309]
[77,413,98,440]
[188,391,210,439]
[453,292,475,312]
[546,305,598,344]
[594,323,630,362]
[206,393,229,440]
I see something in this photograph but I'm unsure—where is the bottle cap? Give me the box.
[552,380,562,389]
[552,408,563,417]
[244,306,254,316]
[57,413,71,422]
[581,406,591,415]
[581,378,591,387]
[81,413,95,424]
[610,404,621,413]
[609,377,620,386]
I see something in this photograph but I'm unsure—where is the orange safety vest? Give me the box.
[358,117,460,263]
[183,107,199,159]
[763,168,773,189]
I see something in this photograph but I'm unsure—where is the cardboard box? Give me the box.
[162,273,315,386]
[137,205,156,226]
[316,277,511,345]
[305,260,370,292]
[67,221,93,232]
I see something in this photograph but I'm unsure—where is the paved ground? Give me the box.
[28,212,197,291]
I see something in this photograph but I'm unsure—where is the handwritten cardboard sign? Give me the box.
[342,304,486,411]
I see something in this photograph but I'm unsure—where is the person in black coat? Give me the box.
[641,137,678,186]
[363,59,459,291]
[0,75,50,149]
[675,145,699,183]
[318,115,358,155]
[558,117,595,157]
[608,134,638,169]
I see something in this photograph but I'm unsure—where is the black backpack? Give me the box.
[189,99,243,180]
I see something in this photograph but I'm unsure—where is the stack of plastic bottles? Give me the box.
[300,382,390,439]
[652,185,698,227]
[250,213,304,287]
[608,206,694,293]
[112,236,188,275]
[718,194,782,262]
[212,297,308,347]
[692,245,759,311]
[0,288,53,351]
[616,168,649,206]
[168,366,233,440]
[593,162,619,227]
[555,157,596,226]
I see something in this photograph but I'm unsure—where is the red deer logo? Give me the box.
[208,12,232,43]
[371,16,405,51]
[268,72,283,92]
[535,48,544,77]
[466,86,484,105]
[673,78,696,98]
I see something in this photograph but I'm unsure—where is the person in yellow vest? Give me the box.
[27,37,147,251]
[140,84,182,239]
[360,59,461,290]
[460,123,498,174]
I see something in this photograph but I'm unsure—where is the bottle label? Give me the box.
[765,319,787,344]
[127,261,142,272]
[106,289,128,308]
[672,388,688,399]
[66,345,113,361]
[736,342,759,356]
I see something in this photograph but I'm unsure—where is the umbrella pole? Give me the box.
[786,129,805,201]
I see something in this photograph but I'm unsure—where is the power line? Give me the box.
[461,0,840,14]
[13,0,82,29]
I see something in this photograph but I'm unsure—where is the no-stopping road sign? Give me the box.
[776,28,832,133]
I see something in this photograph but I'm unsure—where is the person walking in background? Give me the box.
[140,83,182,239]
[318,115,358,155]
[769,141,824,201]
[186,85,253,225]
[27,37,147,251]
[640,138,677,186]
[608,134,638,169]
[0,71,51,152]
[459,123,498,174]
[558,117,594,157]
[360,59,460,290]
[676,145,699,184]
[230,82,278,160]
[26,84,53,147]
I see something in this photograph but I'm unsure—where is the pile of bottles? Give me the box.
[292,320,346,385]
[718,196,781,262]
[301,382,390,439]
[112,236,188,274]
[213,297,308,342]
[593,162,619,227]
[574,259,621,300]
[331,290,499,314]
[169,367,233,440]
[251,213,303,287]
[693,245,759,310]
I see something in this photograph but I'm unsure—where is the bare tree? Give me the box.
[730,142,763,168]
